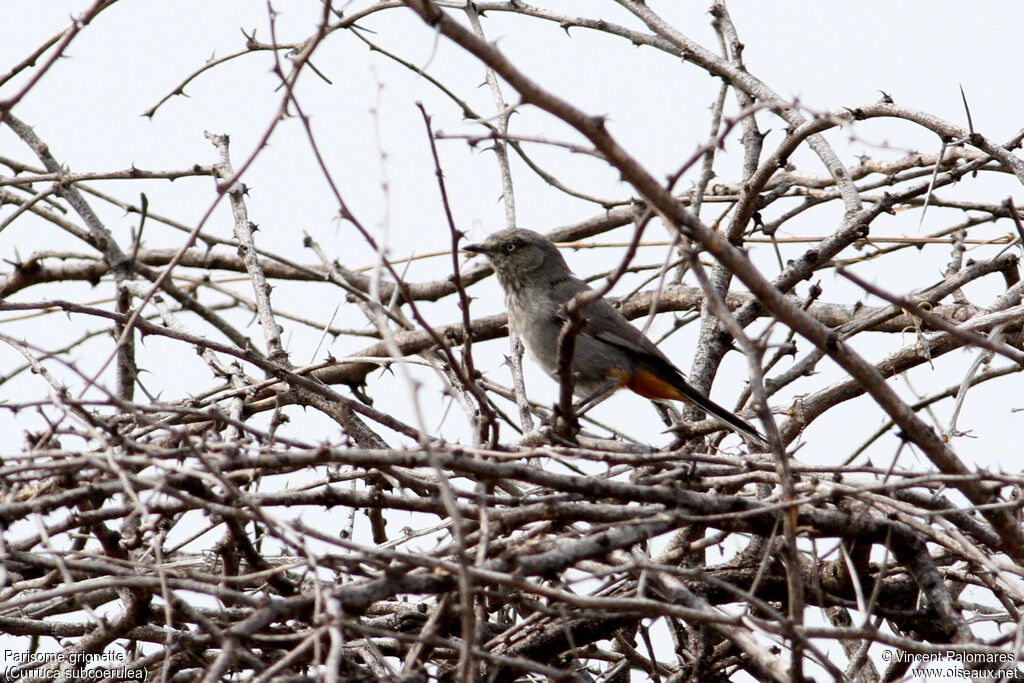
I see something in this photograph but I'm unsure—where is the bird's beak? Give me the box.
[462,243,485,254]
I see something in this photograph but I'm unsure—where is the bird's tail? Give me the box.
[620,361,768,448]
[670,376,768,449]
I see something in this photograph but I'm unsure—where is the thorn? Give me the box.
[959,83,975,135]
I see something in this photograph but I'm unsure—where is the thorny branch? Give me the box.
[1,2,1023,682]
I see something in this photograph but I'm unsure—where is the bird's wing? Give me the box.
[543,277,679,368]
[581,298,675,366]
[586,298,766,444]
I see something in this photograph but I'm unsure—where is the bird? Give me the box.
[464,228,766,446]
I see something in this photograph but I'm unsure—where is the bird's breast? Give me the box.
[507,293,562,376]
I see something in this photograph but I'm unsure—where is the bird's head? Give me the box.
[463,228,570,290]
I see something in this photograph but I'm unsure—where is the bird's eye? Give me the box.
[504,242,517,253]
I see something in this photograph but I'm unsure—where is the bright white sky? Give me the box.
[2,1,1022,467]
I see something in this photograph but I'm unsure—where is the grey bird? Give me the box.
[464,228,766,446]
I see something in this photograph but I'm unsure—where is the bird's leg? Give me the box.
[573,380,620,416]
[549,380,618,445]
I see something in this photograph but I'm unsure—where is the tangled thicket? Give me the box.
[2,1,1024,682]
